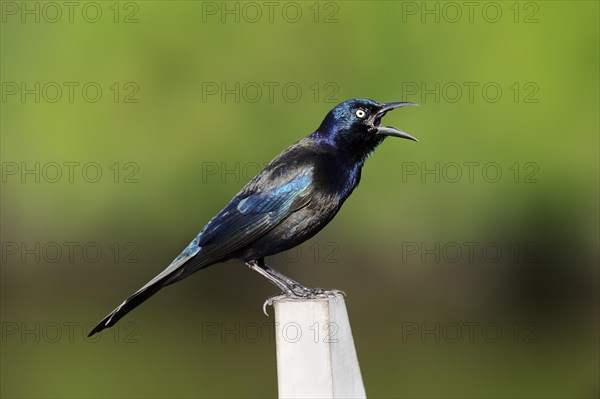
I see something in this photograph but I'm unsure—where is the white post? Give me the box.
[273,294,367,398]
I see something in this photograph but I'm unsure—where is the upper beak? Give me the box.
[371,101,419,142]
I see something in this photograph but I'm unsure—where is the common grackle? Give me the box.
[88,98,417,336]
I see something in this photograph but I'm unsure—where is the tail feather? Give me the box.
[88,240,203,337]
[87,277,167,337]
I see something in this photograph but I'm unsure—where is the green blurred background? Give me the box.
[1,1,598,397]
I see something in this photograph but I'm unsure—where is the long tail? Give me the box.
[88,241,203,337]
[87,275,169,336]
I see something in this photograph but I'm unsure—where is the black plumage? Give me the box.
[88,98,417,336]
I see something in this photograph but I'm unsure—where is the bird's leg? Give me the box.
[246,259,346,315]
[245,259,297,297]
[263,263,346,299]
[261,263,313,296]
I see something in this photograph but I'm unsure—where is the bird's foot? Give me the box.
[262,288,346,315]
[288,287,346,300]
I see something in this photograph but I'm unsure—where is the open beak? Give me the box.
[369,101,418,142]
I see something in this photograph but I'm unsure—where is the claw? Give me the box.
[262,293,291,316]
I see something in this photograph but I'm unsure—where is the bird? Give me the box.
[88,98,417,337]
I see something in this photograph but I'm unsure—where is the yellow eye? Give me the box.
[356,109,366,118]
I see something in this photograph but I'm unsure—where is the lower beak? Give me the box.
[373,101,419,142]
[377,126,419,141]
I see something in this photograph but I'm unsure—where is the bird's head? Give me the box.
[313,98,418,160]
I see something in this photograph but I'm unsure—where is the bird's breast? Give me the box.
[312,158,362,202]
